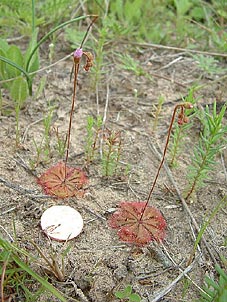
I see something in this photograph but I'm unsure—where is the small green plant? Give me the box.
[29,103,56,168]
[187,195,227,266]
[152,95,165,132]
[0,31,39,146]
[43,101,56,159]
[53,126,67,158]
[118,53,146,77]
[102,128,122,177]
[169,89,197,166]
[199,264,227,302]
[30,137,45,168]
[115,285,141,302]
[0,237,67,301]
[186,101,227,200]
[85,115,102,164]
[192,54,226,76]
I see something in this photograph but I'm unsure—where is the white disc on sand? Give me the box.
[41,205,83,241]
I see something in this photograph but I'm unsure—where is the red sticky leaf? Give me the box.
[37,162,87,198]
[109,201,166,246]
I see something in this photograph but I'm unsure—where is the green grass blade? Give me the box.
[193,195,227,254]
[0,56,32,95]
[11,254,67,302]
[25,15,97,72]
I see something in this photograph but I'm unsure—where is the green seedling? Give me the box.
[115,285,141,302]
[192,54,226,76]
[30,240,73,282]
[199,263,227,302]
[188,195,227,266]
[186,101,227,200]
[117,53,146,77]
[85,115,102,164]
[0,237,67,302]
[43,102,55,158]
[53,127,67,158]
[102,128,122,177]
[29,103,56,168]
[152,95,165,132]
[30,137,45,168]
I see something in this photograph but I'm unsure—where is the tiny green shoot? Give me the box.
[115,285,141,302]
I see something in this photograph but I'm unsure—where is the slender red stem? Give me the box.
[139,104,183,221]
[65,62,80,175]
[63,16,98,178]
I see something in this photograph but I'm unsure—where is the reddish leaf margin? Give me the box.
[109,201,166,246]
[37,162,87,198]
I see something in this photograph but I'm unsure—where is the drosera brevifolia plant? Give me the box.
[37,16,98,198]
[109,102,193,245]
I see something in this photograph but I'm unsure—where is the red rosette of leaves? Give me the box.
[37,162,87,198]
[109,201,166,246]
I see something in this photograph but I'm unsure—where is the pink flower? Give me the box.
[74,48,83,59]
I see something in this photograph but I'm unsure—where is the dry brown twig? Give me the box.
[129,41,227,58]
[147,257,198,302]
[0,176,54,199]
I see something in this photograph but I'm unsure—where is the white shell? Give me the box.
[41,205,83,241]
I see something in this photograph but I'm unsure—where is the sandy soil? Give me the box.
[0,44,227,302]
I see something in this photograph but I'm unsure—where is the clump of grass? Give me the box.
[199,264,227,302]
[53,126,67,158]
[30,103,56,168]
[192,54,226,77]
[102,128,122,177]
[0,237,67,302]
[186,101,227,200]
[85,115,102,164]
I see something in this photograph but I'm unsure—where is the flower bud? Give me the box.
[73,48,83,63]
[183,102,193,109]
[178,119,184,125]
[183,116,189,124]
